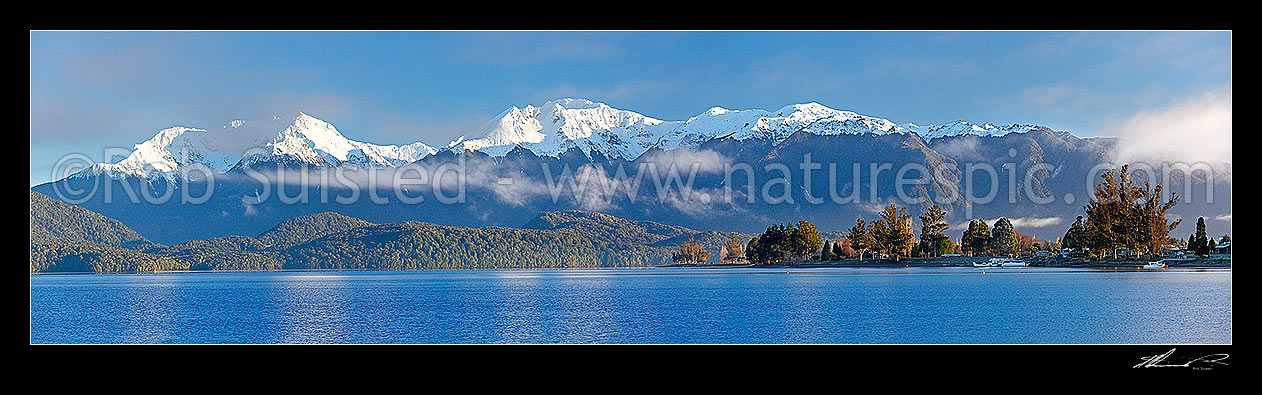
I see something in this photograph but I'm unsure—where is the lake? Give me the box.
[29,267,1231,344]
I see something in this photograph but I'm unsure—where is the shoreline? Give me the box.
[31,257,1231,276]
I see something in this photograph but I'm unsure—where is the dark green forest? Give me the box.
[30,191,743,273]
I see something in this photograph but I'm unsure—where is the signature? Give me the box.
[1134,348,1229,369]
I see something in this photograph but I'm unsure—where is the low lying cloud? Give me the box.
[636,147,732,174]
[1109,87,1232,169]
[952,216,1065,231]
[931,138,983,161]
[1004,216,1065,229]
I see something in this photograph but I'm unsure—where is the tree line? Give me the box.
[1058,164,1216,260]
[733,202,980,265]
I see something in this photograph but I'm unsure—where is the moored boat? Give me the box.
[973,258,1026,267]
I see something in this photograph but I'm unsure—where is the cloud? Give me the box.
[1004,216,1065,229]
[1214,214,1231,222]
[952,216,1065,230]
[241,199,258,216]
[931,137,984,161]
[636,147,732,174]
[1107,86,1232,167]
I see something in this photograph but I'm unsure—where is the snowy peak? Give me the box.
[81,126,240,180]
[62,99,1068,183]
[238,112,436,169]
[759,102,902,138]
[455,99,916,160]
[917,120,1044,141]
[665,101,906,147]
[75,112,438,181]
[457,97,670,159]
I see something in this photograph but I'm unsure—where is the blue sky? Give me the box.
[29,30,1231,185]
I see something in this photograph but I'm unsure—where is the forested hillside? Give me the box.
[29,191,153,248]
[30,192,740,273]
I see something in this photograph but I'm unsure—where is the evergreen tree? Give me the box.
[1062,215,1089,250]
[820,240,833,261]
[1191,216,1209,256]
[745,236,762,264]
[790,220,823,262]
[936,236,957,256]
[836,237,855,259]
[745,224,794,265]
[1084,165,1142,259]
[963,219,992,256]
[991,217,1018,256]
[847,219,872,262]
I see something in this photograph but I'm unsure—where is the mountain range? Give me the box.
[32,98,1231,245]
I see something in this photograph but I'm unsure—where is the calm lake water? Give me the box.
[29,267,1231,344]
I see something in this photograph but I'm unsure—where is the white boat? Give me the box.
[1142,260,1168,270]
[973,258,1026,267]
[998,258,1027,267]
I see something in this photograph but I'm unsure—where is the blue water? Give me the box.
[29,267,1231,344]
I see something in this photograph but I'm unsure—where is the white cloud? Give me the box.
[637,147,732,174]
[1109,87,1232,167]
[1004,216,1065,229]
[952,216,1065,230]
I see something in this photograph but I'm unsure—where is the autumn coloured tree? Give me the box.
[835,238,855,259]
[1081,165,1182,259]
[871,203,915,262]
[720,234,745,264]
[917,205,950,258]
[847,218,873,262]
[672,235,710,265]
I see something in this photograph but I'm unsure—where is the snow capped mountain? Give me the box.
[451,99,916,160]
[455,98,673,159]
[79,126,241,180]
[913,120,1044,142]
[74,113,437,181]
[65,99,1060,183]
[236,112,436,168]
[709,102,903,142]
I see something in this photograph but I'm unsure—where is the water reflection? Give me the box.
[489,273,545,343]
[118,276,179,343]
[30,268,1231,344]
[553,273,617,343]
[273,273,351,343]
